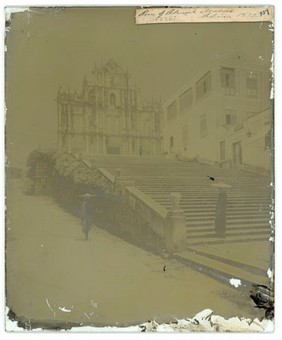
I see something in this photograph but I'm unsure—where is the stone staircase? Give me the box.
[87,155,272,247]
[83,155,274,286]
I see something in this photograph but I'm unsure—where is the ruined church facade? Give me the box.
[57,60,162,156]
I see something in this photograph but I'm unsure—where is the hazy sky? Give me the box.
[5,7,273,167]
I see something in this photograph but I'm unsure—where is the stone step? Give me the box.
[94,160,271,251]
[186,229,269,240]
[133,177,269,182]
[182,206,269,212]
[151,200,268,207]
[186,218,269,226]
[181,210,269,217]
[185,245,270,274]
[173,250,268,287]
[137,182,270,188]
[184,217,268,225]
[185,219,269,227]
[187,235,269,246]
[137,185,269,190]
[134,181,268,184]
[186,224,269,234]
[144,194,268,199]
[158,204,269,211]
[184,216,269,223]
[158,200,270,206]
[144,185,270,190]
[141,192,269,198]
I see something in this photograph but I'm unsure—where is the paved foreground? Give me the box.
[6,179,266,328]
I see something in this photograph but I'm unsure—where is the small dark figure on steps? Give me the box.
[215,188,227,237]
[139,144,143,157]
[207,175,215,181]
[212,182,231,238]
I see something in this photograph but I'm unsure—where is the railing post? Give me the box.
[113,168,123,194]
[165,192,187,253]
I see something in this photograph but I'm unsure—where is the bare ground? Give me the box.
[5,179,264,328]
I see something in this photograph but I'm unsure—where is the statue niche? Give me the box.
[110,93,116,107]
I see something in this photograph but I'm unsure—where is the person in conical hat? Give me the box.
[78,192,95,198]
[79,192,95,240]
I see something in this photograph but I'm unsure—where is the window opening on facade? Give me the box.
[225,109,237,126]
[196,72,211,101]
[167,100,177,121]
[221,67,235,95]
[246,72,258,97]
[179,88,193,114]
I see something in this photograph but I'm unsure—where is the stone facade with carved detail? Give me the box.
[57,60,162,156]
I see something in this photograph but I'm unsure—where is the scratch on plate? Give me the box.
[229,278,241,288]
[58,307,72,313]
[84,313,90,320]
[91,299,98,308]
[45,298,56,317]
[267,268,273,283]
[269,39,274,99]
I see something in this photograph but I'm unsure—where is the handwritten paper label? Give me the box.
[135,6,273,24]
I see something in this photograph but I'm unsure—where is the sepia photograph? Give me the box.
[4,5,274,332]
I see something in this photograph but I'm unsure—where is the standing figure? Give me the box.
[215,188,227,237]
[80,193,94,240]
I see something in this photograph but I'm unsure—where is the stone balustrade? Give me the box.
[97,167,187,253]
[30,152,187,253]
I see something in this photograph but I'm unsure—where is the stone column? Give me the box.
[165,192,187,253]
[152,138,156,155]
[84,107,89,155]
[85,135,90,154]
[57,102,62,150]
[67,105,72,153]
[95,135,99,154]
